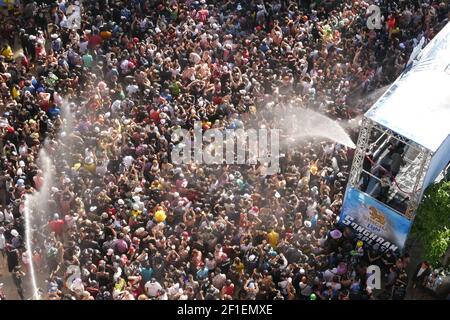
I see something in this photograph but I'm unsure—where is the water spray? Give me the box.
[23,101,74,300]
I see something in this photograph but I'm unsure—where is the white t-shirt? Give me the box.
[126,84,139,96]
[0,210,13,224]
[278,280,289,294]
[168,283,180,297]
[212,273,226,289]
[306,202,317,218]
[0,233,5,250]
[189,52,201,64]
[66,5,81,29]
[323,269,334,282]
[79,40,88,54]
[145,281,162,297]
[111,100,122,113]
[121,60,132,74]
[123,155,134,169]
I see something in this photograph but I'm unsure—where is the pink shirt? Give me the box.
[34,175,44,191]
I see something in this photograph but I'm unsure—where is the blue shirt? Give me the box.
[48,106,61,119]
[260,43,269,53]
[121,8,131,21]
[196,267,209,280]
[140,267,153,284]
[24,86,36,95]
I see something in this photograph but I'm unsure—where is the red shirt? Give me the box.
[196,9,209,22]
[387,17,396,30]
[128,245,137,258]
[149,109,161,123]
[88,34,102,48]
[48,219,65,235]
[21,56,29,68]
[107,207,116,217]
[223,284,234,296]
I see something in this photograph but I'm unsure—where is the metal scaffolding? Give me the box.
[406,149,432,219]
[348,117,373,188]
[347,117,433,221]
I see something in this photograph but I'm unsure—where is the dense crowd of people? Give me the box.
[0,0,448,300]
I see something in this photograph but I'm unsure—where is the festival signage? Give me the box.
[339,187,412,253]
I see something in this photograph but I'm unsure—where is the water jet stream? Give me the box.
[261,105,356,149]
[23,102,74,299]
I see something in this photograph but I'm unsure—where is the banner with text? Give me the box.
[339,187,412,253]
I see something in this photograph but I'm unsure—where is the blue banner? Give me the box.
[340,187,412,252]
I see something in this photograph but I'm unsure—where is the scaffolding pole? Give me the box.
[348,117,373,188]
[347,117,431,221]
[406,149,433,219]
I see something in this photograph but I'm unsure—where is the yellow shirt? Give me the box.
[1,45,13,60]
[114,278,126,291]
[267,230,279,248]
[84,162,96,173]
[235,262,244,274]
[12,86,20,99]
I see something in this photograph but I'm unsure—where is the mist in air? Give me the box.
[23,101,75,299]
[257,104,356,149]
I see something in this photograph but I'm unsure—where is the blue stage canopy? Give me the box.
[365,22,450,153]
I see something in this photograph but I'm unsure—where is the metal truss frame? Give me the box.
[348,117,373,187]
[406,149,432,219]
[348,117,433,221]
[370,123,423,152]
